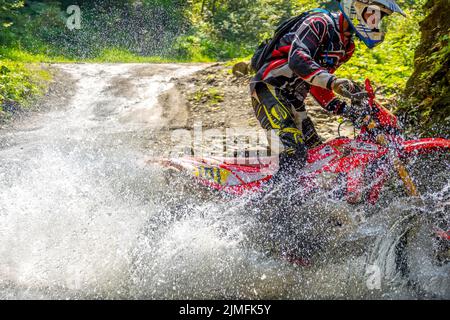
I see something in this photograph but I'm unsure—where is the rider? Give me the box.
[250,0,406,180]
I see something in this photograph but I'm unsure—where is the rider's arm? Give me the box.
[288,16,336,90]
[309,42,355,114]
[310,86,346,114]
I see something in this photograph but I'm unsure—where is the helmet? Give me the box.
[337,0,406,49]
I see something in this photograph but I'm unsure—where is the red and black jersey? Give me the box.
[251,11,355,114]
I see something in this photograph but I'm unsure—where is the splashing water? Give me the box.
[0,64,448,299]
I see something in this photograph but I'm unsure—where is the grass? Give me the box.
[0,59,52,119]
[0,47,73,63]
[0,47,57,120]
[191,87,225,106]
[0,47,214,64]
[87,48,185,63]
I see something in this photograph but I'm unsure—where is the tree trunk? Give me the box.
[403,0,450,136]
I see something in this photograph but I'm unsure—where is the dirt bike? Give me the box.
[154,79,450,297]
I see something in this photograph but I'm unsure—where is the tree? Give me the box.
[0,0,24,28]
[403,0,450,135]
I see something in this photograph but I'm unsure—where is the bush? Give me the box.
[0,57,51,119]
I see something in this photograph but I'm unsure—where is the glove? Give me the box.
[332,78,368,101]
[332,78,357,99]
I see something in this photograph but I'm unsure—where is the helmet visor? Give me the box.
[353,2,392,43]
[361,5,390,32]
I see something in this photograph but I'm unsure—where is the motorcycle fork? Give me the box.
[393,158,419,197]
[375,134,419,197]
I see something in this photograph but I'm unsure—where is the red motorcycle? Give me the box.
[155,79,450,297]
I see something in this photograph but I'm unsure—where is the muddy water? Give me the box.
[0,64,446,299]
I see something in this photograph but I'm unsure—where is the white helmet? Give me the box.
[338,0,406,49]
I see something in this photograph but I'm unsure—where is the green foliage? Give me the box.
[0,0,24,28]
[0,0,52,118]
[400,0,450,136]
[0,0,427,75]
[191,87,225,106]
[87,48,185,63]
[1,1,190,59]
[183,0,320,59]
[207,88,225,105]
[0,47,71,63]
[0,57,51,119]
